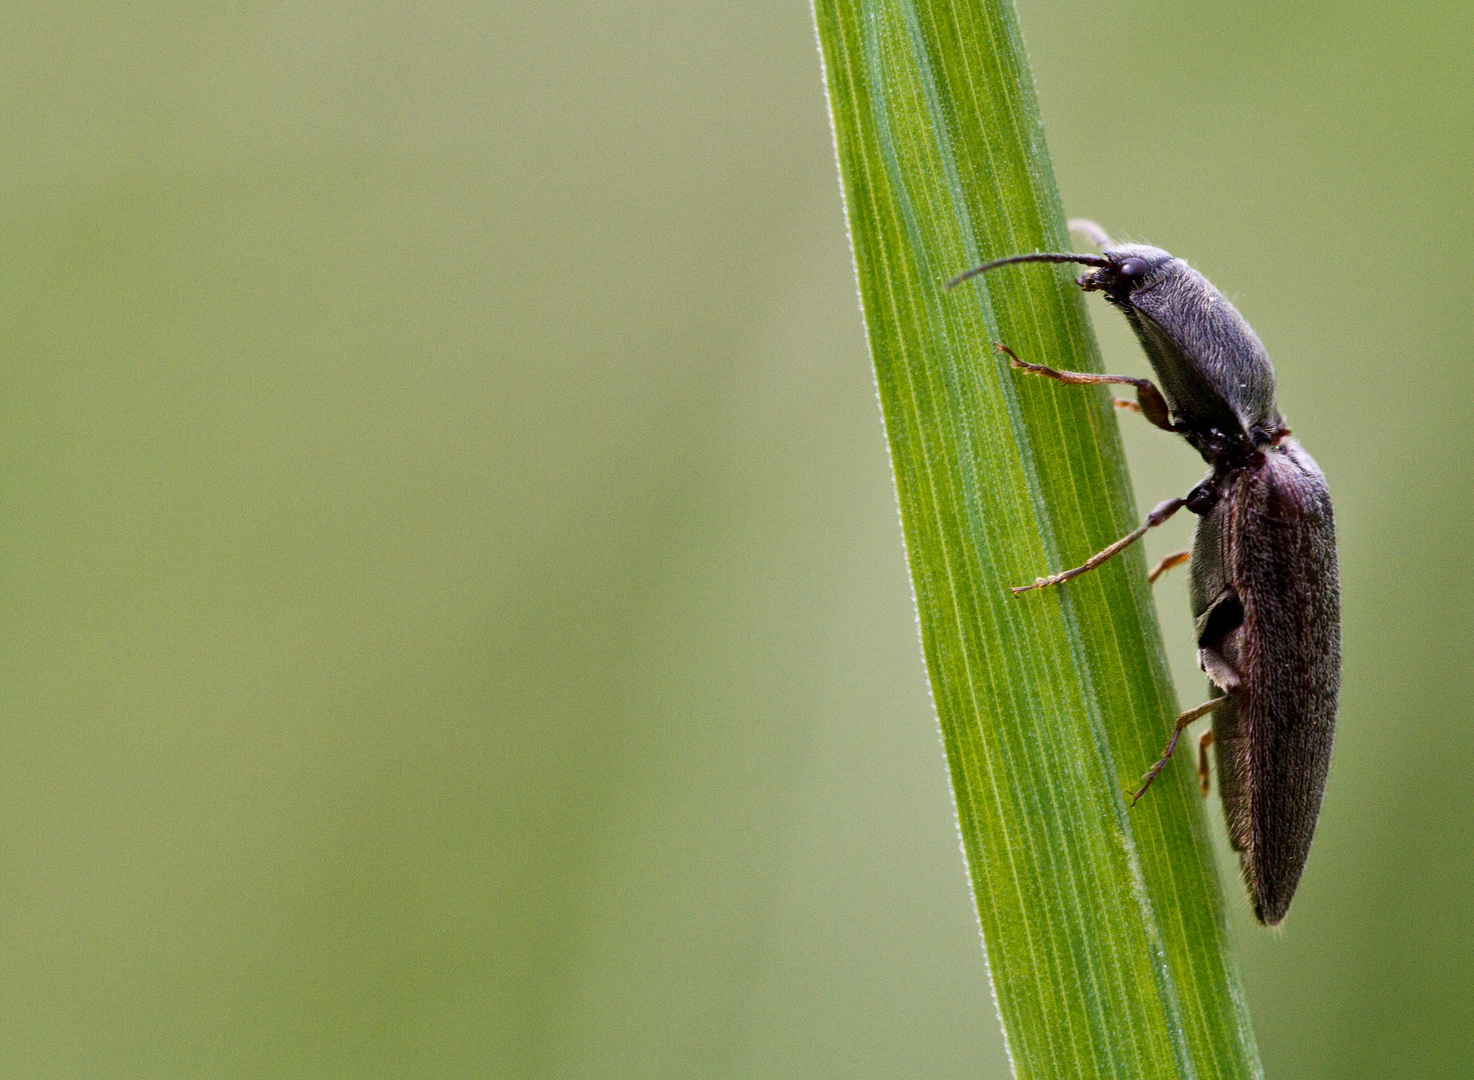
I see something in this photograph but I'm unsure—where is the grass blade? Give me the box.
[811,1,1264,1075]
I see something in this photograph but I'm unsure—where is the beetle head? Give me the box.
[1076,244,1175,306]
[943,244,1176,299]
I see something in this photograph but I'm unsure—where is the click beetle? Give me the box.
[948,220,1340,926]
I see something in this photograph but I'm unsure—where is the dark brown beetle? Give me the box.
[949,220,1340,926]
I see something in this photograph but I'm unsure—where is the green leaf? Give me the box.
[811,1,1263,1076]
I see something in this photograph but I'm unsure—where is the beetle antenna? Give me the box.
[945,252,1110,290]
[1067,218,1112,248]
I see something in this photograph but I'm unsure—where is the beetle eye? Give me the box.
[1118,257,1148,280]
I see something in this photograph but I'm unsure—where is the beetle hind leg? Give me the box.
[1130,696,1226,804]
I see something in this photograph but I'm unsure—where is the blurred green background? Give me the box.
[0,2,1467,1077]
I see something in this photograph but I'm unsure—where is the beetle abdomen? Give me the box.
[1228,440,1341,924]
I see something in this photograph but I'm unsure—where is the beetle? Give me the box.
[947,220,1340,926]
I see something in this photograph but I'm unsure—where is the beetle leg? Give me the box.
[1130,696,1226,804]
[994,343,1176,432]
[1197,730,1215,796]
[1148,549,1191,584]
[1014,497,1186,594]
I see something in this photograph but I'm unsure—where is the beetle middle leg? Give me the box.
[1148,549,1191,584]
[1013,496,1186,594]
[1130,695,1227,804]
[994,342,1175,432]
[1197,730,1215,796]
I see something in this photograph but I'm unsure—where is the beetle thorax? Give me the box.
[1085,246,1285,467]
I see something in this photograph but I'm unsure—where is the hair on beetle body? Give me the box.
[948,221,1340,926]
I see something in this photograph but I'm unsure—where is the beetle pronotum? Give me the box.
[949,221,1340,926]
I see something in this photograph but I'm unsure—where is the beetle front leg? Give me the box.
[1013,496,1186,594]
[994,342,1175,432]
[1130,695,1227,804]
